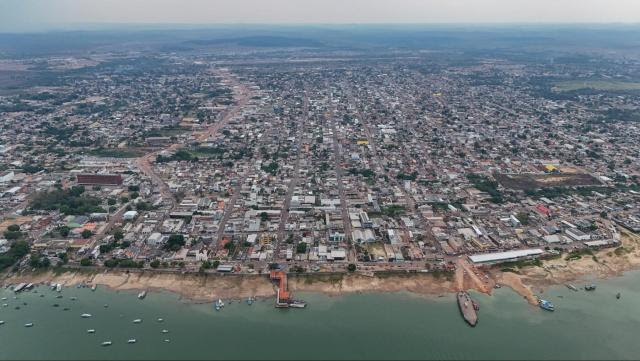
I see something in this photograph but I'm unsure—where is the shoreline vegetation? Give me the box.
[4,228,640,305]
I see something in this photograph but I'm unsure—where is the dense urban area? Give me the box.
[1,35,640,291]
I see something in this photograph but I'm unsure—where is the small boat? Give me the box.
[81,313,92,318]
[13,283,27,293]
[0,321,4,325]
[585,284,596,291]
[1,297,7,301]
[162,329,169,334]
[539,299,555,312]
[56,295,63,299]
[127,339,137,344]
[246,297,254,305]
[1,304,6,308]
[14,306,20,310]
[157,318,164,322]
[91,285,97,292]
[24,323,34,327]
[53,303,59,307]
[566,284,578,292]
[214,299,224,311]
[101,341,112,347]
[472,300,480,311]
[70,297,77,301]
[133,319,142,324]
[289,300,307,308]
[103,304,108,308]
[56,284,62,292]
[87,329,95,334]
[164,339,170,343]
[616,293,621,299]
[63,307,70,311]
[138,291,147,300]
[25,283,34,290]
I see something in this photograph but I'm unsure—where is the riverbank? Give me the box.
[3,228,640,305]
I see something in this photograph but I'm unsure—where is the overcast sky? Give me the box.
[1,0,639,32]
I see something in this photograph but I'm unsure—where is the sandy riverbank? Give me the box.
[3,229,640,305]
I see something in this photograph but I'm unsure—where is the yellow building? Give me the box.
[356,139,369,145]
[545,164,558,173]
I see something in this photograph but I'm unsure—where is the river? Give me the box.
[1,272,640,360]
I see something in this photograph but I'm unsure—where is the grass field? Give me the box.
[553,80,640,92]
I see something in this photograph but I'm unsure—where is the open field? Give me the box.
[553,80,640,92]
[496,173,601,191]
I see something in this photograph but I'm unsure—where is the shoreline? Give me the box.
[3,229,640,305]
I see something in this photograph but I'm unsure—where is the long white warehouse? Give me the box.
[468,249,544,265]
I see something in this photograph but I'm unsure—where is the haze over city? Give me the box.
[2,0,640,31]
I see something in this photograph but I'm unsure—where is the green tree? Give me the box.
[296,243,307,254]
[150,259,160,268]
[347,263,357,272]
[7,224,20,232]
[81,229,93,239]
[80,258,93,266]
[58,226,70,237]
[107,198,117,206]
[113,229,124,241]
[164,234,185,251]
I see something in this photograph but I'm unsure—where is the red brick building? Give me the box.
[76,174,123,186]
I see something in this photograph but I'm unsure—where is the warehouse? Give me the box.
[468,249,544,265]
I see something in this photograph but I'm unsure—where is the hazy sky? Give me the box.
[1,0,639,31]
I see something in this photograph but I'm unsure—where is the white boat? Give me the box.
[133,319,142,324]
[87,329,95,333]
[25,283,34,290]
[127,339,137,344]
[214,298,225,310]
[138,291,147,300]
[91,285,97,291]
[0,321,4,325]
[101,341,112,347]
[13,283,27,293]
[24,323,34,327]
[56,284,62,292]
[81,313,92,318]
[164,339,170,343]
[157,318,164,322]
[162,329,169,334]
[289,300,307,308]
[1,297,7,301]
[2,304,7,307]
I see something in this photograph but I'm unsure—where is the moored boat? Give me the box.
[289,300,307,308]
[138,291,147,300]
[566,284,578,292]
[24,323,34,327]
[101,341,112,347]
[128,339,137,344]
[585,284,596,291]
[214,299,224,310]
[87,329,95,334]
[539,299,555,311]
[133,319,142,324]
[457,291,478,327]
[81,313,92,318]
